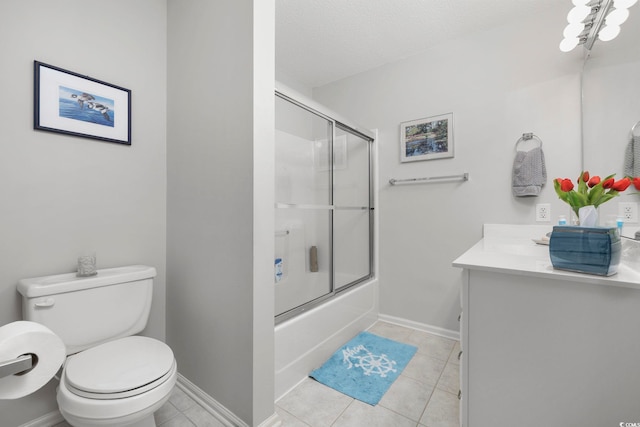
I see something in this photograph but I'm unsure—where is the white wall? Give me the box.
[166,0,275,425]
[313,8,584,333]
[0,1,167,426]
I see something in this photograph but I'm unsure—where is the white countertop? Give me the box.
[452,224,640,290]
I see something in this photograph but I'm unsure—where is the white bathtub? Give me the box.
[274,278,379,399]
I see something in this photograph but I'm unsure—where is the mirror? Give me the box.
[582,7,640,221]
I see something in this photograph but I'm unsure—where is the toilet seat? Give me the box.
[64,336,174,400]
[57,359,177,427]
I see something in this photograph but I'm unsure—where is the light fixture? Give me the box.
[560,37,581,52]
[563,22,586,38]
[606,7,630,24]
[598,23,621,40]
[567,5,592,22]
[559,0,637,52]
[614,0,638,8]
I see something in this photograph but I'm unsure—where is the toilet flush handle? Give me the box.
[34,298,55,308]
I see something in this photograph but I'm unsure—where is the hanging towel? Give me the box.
[624,135,640,177]
[512,147,547,197]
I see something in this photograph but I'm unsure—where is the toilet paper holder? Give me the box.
[0,354,34,378]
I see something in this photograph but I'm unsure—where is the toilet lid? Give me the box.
[65,336,174,397]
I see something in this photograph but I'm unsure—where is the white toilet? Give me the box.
[17,265,177,427]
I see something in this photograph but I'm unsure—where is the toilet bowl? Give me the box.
[57,336,177,427]
[17,265,176,427]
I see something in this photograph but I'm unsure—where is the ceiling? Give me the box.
[276,0,567,88]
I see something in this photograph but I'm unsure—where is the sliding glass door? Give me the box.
[275,92,373,321]
[333,125,372,290]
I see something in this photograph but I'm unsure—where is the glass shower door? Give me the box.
[333,125,372,290]
[275,95,333,317]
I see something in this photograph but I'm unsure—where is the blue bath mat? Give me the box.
[309,331,418,405]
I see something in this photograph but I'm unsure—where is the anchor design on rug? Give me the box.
[342,344,397,378]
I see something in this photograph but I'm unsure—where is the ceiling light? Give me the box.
[613,0,638,9]
[560,37,581,52]
[598,24,621,40]
[567,5,592,23]
[606,7,630,24]
[560,0,635,52]
[563,22,586,38]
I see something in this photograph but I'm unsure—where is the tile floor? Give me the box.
[54,321,459,427]
[276,321,460,427]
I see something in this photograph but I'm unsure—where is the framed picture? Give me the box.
[34,61,131,145]
[400,113,453,162]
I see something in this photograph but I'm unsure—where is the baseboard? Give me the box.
[377,313,461,341]
[18,411,63,427]
[176,374,249,427]
[176,374,282,427]
[258,412,282,427]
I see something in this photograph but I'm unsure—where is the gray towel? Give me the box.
[624,135,640,177]
[512,147,547,197]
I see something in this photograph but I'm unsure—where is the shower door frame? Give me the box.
[275,89,375,324]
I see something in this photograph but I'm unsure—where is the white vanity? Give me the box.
[453,224,640,427]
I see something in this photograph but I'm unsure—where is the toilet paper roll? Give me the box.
[0,321,66,399]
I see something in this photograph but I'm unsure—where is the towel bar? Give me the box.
[389,173,469,185]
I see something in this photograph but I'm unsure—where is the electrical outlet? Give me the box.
[619,202,638,223]
[536,203,551,222]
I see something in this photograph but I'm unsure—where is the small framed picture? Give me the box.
[400,113,453,162]
[34,61,131,145]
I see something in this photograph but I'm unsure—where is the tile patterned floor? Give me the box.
[276,321,460,427]
[54,321,459,427]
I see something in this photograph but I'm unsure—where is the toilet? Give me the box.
[17,265,177,427]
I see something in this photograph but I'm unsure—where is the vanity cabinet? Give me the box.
[454,225,640,427]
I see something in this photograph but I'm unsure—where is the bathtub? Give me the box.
[274,278,379,399]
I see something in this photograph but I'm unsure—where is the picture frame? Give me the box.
[400,113,453,162]
[34,61,131,145]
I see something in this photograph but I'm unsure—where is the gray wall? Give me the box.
[167,0,275,425]
[313,8,584,333]
[0,1,167,426]
[2,1,275,425]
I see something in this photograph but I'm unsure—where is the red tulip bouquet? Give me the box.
[553,171,633,218]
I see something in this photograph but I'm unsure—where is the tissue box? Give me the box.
[549,226,621,276]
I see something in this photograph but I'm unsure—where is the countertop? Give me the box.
[452,224,640,290]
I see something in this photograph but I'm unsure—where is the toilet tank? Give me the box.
[17,265,156,355]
